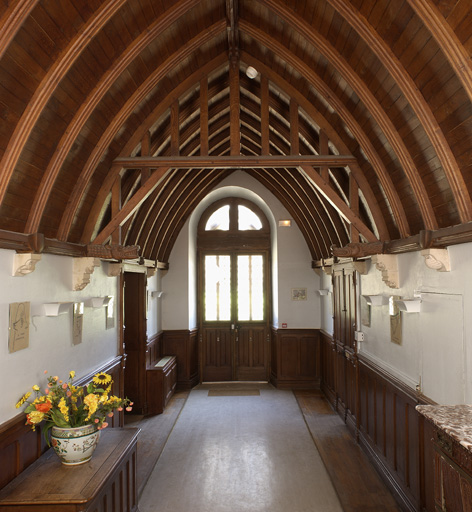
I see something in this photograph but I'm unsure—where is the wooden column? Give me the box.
[229,62,240,155]
[290,99,299,155]
[141,131,151,184]
[261,75,269,155]
[171,100,179,156]
[111,173,121,244]
[200,78,209,156]
[319,129,329,181]
[349,174,360,243]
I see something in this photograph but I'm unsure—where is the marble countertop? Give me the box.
[416,404,472,452]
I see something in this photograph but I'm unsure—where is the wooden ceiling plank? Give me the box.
[328,0,472,223]
[92,167,170,245]
[229,58,241,155]
[242,13,436,232]
[24,0,204,237]
[300,165,378,243]
[0,0,40,61]
[0,0,127,207]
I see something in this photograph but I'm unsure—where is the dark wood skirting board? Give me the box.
[319,331,436,512]
[162,328,199,390]
[0,356,125,491]
[270,328,320,389]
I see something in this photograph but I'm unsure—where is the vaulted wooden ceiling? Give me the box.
[1,0,472,265]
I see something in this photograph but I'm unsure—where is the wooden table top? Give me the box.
[0,427,140,507]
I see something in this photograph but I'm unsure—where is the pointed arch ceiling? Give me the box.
[1,0,472,265]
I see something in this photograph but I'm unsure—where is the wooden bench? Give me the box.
[145,355,177,415]
[0,427,140,512]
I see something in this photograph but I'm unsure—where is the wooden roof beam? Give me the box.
[113,155,357,168]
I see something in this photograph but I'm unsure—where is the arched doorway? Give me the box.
[198,197,271,382]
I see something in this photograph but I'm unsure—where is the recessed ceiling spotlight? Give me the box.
[246,66,258,79]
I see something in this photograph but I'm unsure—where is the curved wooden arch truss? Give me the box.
[1,0,472,264]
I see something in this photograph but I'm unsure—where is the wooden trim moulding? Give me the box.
[324,222,472,264]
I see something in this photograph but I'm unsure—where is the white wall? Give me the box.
[358,244,472,405]
[0,250,120,424]
[162,172,322,331]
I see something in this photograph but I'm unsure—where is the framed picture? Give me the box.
[291,288,307,301]
[9,302,30,353]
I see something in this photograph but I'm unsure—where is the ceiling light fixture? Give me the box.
[246,66,258,79]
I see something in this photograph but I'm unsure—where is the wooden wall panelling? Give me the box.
[270,329,320,389]
[162,329,199,390]
[0,356,125,491]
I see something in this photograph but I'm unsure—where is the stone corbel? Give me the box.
[12,253,42,276]
[147,267,157,278]
[421,248,451,272]
[106,262,123,277]
[73,257,101,291]
[371,254,399,289]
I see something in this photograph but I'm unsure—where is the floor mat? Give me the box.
[208,389,260,396]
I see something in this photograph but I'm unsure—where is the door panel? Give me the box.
[236,325,267,381]
[202,327,233,382]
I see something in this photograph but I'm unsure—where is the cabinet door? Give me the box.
[435,449,472,511]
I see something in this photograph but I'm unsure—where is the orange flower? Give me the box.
[35,401,52,413]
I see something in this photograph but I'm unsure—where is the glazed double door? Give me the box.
[200,253,269,382]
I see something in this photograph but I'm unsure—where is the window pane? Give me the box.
[238,205,262,230]
[205,205,230,231]
[204,255,231,321]
[237,255,264,321]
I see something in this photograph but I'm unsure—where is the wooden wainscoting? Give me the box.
[162,329,199,389]
[0,356,125,491]
[270,328,320,389]
[320,331,435,512]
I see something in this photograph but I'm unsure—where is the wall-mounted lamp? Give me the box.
[317,289,329,295]
[362,294,389,306]
[278,220,292,227]
[151,291,164,298]
[32,302,74,317]
[394,298,421,313]
[86,296,113,308]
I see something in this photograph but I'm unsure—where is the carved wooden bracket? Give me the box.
[73,257,101,291]
[12,253,42,276]
[421,248,451,272]
[331,242,385,258]
[86,244,140,260]
[371,254,399,289]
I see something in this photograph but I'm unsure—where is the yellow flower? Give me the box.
[69,371,75,379]
[27,410,44,425]
[32,385,40,392]
[15,391,31,408]
[58,397,69,422]
[92,372,112,386]
[84,393,99,420]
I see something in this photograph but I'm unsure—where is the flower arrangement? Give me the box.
[15,370,133,444]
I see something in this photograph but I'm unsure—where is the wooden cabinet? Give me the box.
[146,355,177,415]
[433,430,472,511]
[0,428,140,512]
